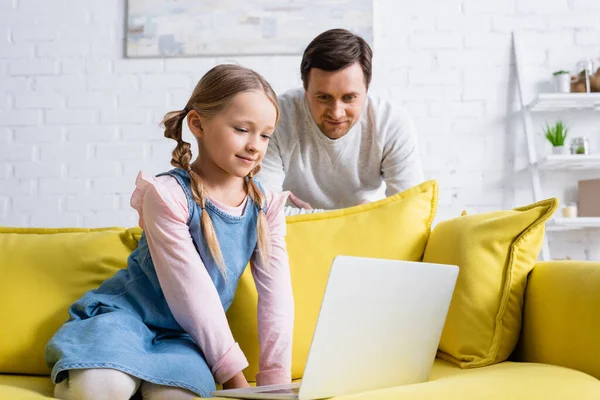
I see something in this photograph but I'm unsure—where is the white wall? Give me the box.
[1,0,600,259]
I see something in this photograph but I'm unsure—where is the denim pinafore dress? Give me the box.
[45,168,263,397]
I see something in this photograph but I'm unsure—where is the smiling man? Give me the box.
[257,29,424,215]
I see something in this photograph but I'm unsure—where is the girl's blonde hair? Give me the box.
[161,64,279,278]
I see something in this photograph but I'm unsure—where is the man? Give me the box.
[257,28,424,215]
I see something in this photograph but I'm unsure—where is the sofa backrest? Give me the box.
[0,181,438,380]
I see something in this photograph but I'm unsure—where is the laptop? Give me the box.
[211,256,459,400]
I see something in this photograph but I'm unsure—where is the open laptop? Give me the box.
[211,256,459,400]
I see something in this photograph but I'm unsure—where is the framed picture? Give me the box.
[126,0,373,58]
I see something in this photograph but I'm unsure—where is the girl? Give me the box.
[45,64,294,399]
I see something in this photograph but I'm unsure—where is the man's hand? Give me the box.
[289,192,313,210]
[223,372,250,390]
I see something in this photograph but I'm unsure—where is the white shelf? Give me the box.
[512,32,600,260]
[535,154,600,170]
[547,217,600,232]
[528,93,600,112]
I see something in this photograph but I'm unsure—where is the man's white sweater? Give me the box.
[257,88,424,215]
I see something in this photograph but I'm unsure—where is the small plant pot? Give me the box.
[554,74,571,93]
[552,145,568,155]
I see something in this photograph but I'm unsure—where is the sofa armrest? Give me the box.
[520,260,600,379]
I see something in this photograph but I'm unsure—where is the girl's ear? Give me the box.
[187,110,204,138]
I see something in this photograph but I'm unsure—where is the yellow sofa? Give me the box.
[1,184,599,399]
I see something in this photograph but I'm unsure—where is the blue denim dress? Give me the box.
[46,168,263,397]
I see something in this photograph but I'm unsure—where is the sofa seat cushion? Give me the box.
[396,359,600,400]
[3,360,599,400]
[241,359,597,400]
[0,374,54,399]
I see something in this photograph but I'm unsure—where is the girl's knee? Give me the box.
[62,368,140,400]
[53,379,70,400]
[141,381,198,400]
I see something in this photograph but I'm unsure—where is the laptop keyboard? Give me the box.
[260,387,300,395]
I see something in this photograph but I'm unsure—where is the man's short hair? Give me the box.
[300,28,373,90]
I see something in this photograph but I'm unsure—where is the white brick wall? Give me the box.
[1,0,600,260]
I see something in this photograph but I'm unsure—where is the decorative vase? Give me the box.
[552,145,568,155]
[554,73,571,93]
[570,137,590,155]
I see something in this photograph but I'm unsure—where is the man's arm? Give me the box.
[381,110,424,196]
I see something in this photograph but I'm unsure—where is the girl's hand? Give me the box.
[223,372,250,390]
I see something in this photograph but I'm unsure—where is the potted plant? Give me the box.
[544,121,569,154]
[553,70,571,93]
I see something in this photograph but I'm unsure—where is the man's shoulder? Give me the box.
[362,94,416,147]
[278,87,305,111]
[366,94,412,125]
[273,88,307,146]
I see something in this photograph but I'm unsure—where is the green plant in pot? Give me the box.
[544,121,569,155]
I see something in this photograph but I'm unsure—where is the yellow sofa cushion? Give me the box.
[520,261,600,380]
[0,227,139,375]
[0,374,55,399]
[422,199,558,368]
[3,359,600,400]
[227,181,438,381]
[332,360,599,400]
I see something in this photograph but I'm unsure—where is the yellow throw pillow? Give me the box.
[0,227,138,375]
[227,180,438,381]
[423,198,558,368]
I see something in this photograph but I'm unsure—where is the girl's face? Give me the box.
[189,90,277,178]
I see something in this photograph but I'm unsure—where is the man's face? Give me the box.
[305,62,368,140]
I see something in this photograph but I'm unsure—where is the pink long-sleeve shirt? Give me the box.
[130,172,294,386]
